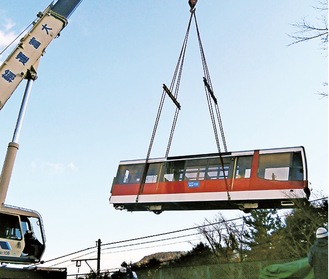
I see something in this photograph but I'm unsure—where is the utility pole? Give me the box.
[71,239,102,278]
[97,239,101,278]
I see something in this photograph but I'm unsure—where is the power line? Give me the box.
[41,215,245,267]
[38,197,327,268]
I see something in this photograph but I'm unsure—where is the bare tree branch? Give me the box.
[288,17,328,48]
[288,0,328,97]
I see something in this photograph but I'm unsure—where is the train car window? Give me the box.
[184,167,206,181]
[185,168,198,180]
[185,159,207,181]
[162,161,185,182]
[290,152,304,181]
[145,163,161,183]
[235,156,252,178]
[258,153,292,181]
[206,157,231,179]
[116,164,145,184]
[0,213,22,240]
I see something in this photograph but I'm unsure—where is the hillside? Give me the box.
[135,251,187,266]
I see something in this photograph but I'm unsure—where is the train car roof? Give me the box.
[118,146,305,165]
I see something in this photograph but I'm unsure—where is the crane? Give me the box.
[0,0,82,265]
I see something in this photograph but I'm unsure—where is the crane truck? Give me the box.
[0,0,82,277]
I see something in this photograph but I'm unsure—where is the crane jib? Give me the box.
[0,0,81,110]
[52,0,83,19]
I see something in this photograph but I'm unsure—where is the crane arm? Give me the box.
[0,0,82,110]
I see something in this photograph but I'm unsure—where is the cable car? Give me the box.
[109,146,310,213]
[0,205,45,264]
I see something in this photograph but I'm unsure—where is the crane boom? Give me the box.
[0,0,82,265]
[0,0,82,110]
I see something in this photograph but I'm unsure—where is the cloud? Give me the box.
[31,160,78,174]
[0,19,17,49]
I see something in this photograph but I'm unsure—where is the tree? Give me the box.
[190,242,211,254]
[289,0,328,97]
[86,271,111,278]
[197,197,327,263]
[273,198,328,259]
[289,0,328,49]
[198,213,246,262]
[242,209,285,261]
[173,241,214,266]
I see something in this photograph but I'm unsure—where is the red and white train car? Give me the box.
[109,146,310,213]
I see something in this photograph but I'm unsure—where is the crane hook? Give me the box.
[188,0,197,11]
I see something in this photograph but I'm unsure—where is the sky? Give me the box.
[0,0,328,276]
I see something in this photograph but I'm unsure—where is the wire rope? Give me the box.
[193,12,227,153]
[192,12,230,200]
[0,21,34,56]
[135,9,194,202]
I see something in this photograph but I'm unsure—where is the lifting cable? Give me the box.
[164,12,194,158]
[146,12,193,161]
[135,7,194,202]
[193,12,227,153]
[192,10,230,200]
[136,1,230,202]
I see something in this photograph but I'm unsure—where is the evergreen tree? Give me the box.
[274,199,328,259]
[242,209,284,260]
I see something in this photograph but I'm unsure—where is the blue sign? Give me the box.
[188,181,200,188]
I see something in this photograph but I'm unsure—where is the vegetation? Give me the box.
[133,198,327,271]
[81,198,327,278]
[200,199,327,263]
[289,0,328,49]
[289,0,328,97]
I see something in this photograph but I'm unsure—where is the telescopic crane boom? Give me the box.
[0,0,81,109]
[0,0,81,265]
